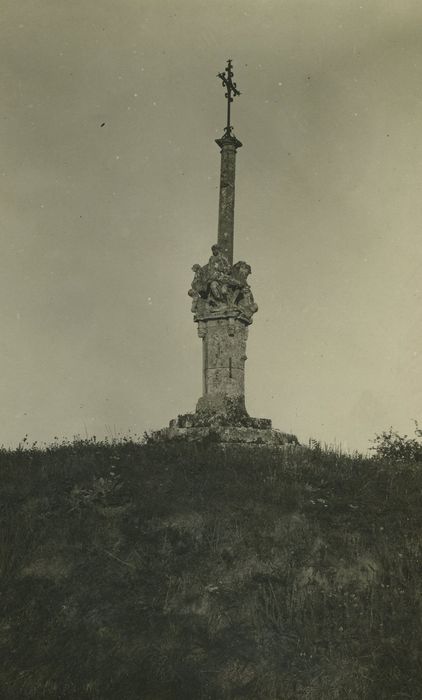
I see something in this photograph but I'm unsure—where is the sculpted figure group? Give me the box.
[188,244,258,322]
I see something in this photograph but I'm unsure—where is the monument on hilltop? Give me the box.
[156,60,297,446]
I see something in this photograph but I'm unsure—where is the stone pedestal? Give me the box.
[196,316,248,413]
[154,402,298,446]
[153,422,299,447]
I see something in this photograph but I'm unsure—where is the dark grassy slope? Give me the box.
[1,439,422,699]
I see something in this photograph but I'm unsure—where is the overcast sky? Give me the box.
[1,0,421,451]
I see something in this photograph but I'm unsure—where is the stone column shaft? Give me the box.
[215,133,242,265]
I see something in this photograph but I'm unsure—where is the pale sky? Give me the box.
[1,0,421,451]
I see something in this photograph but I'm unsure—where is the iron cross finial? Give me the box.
[217,59,241,135]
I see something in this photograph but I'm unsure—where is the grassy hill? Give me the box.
[1,436,422,699]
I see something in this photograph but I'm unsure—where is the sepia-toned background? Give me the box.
[1,0,421,451]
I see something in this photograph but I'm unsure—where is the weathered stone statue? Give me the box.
[188,264,204,314]
[231,262,258,317]
[208,244,231,301]
[188,245,258,322]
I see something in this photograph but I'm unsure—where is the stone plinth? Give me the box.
[197,316,248,413]
[152,399,299,447]
[153,423,299,447]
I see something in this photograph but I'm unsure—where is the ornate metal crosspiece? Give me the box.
[217,59,241,135]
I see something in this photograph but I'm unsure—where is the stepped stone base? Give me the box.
[153,425,298,446]
[152,411,298,447]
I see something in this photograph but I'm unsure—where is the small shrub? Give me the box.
[370,422,422,463]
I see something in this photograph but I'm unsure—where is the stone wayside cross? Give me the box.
[155,61,298,446]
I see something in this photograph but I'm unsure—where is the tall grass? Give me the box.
[1,438,421,699]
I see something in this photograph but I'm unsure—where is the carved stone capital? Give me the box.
[215,131,242,151]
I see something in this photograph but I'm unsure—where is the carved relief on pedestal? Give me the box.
[188,244,258,324]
